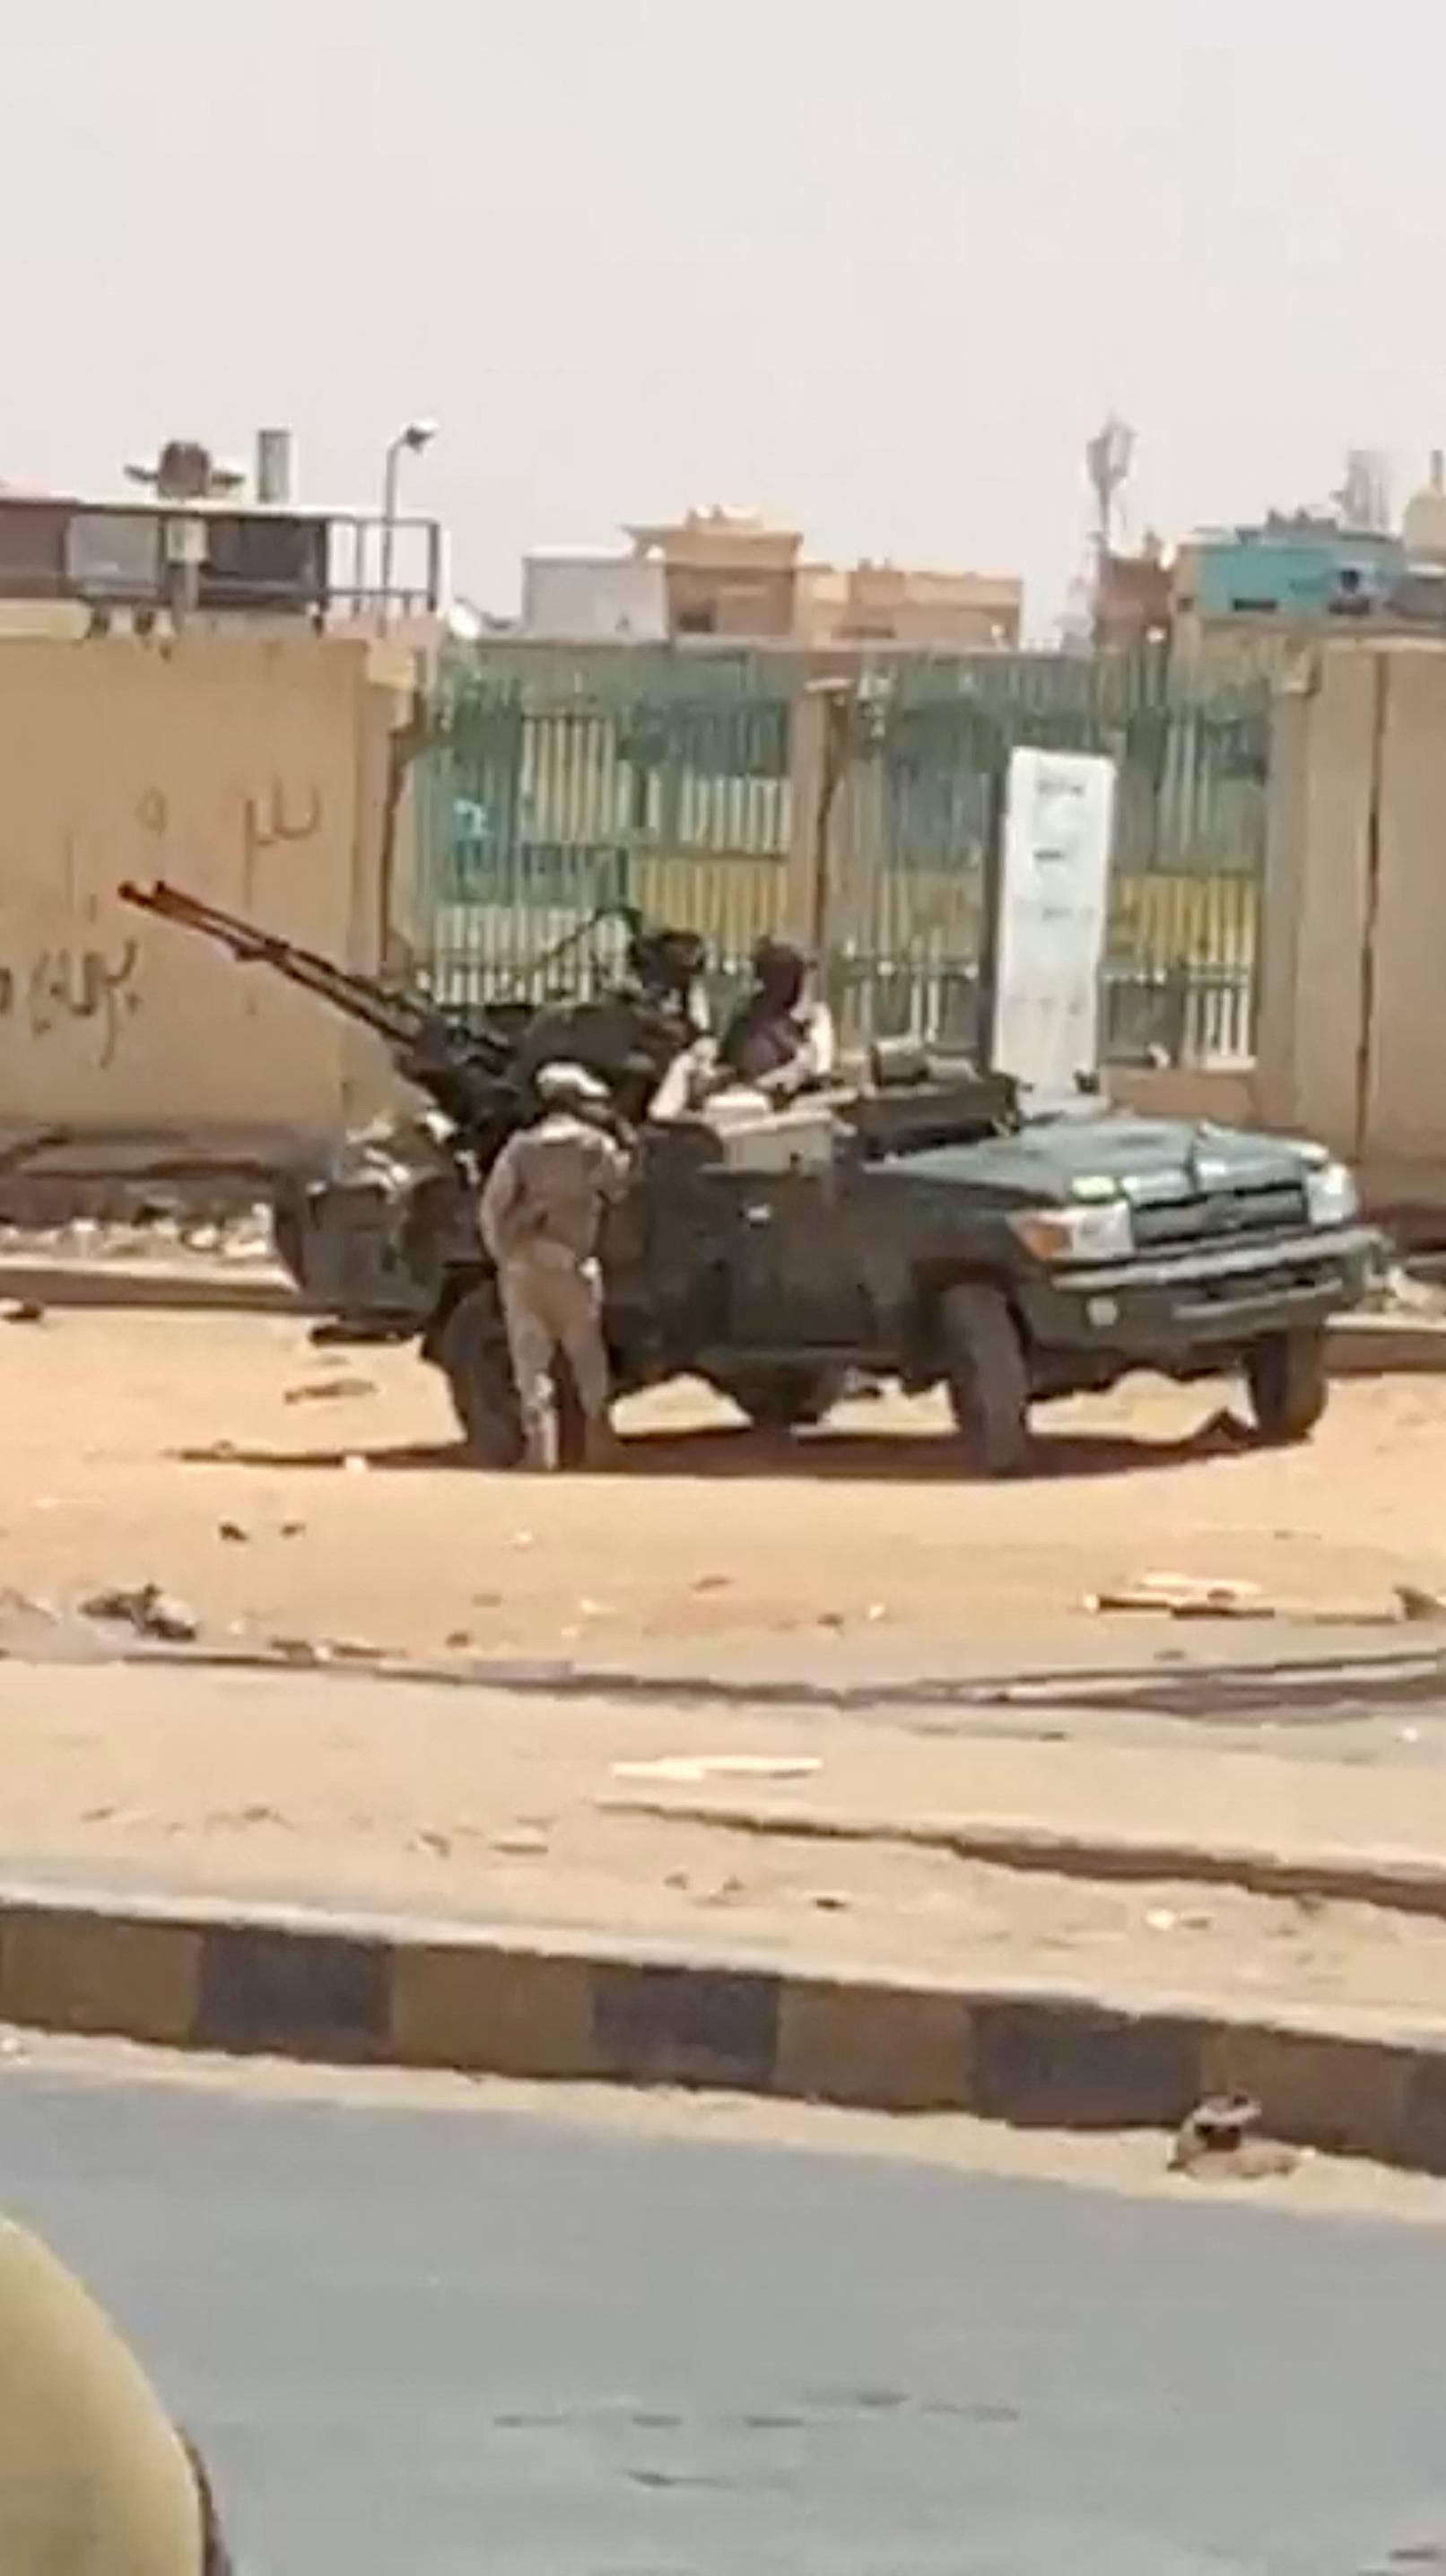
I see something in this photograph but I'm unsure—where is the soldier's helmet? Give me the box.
[0,2215,222,2569]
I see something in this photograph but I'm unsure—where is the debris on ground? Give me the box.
[611,1754,823,1786]
[81,1584,201,1644]
[268,1635,332,1667]
[217,1520,250,1545]
[1395,1582,1446,1623]
[1085,1572,1267,1618]
[1170,2092,1300,2182]
[1363,1261,1446,1318]
[283,1376,379,1405]
[4,1301,46,1326]
[0,1589,60,1626]
[491,1827,550,1858]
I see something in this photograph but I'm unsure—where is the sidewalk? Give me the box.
[6,1655,1446,2022]
[4,1653,1446,2165]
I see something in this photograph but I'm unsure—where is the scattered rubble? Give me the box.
[1086,1572,1266,1619]
[491,1827,549,1858]
[81,1585,201,1644]
[611,1754,823,1786]
[3,1301,46,1326]
[1170,2093,1300,2182]
[1395,1583,1446,1623]
[283,1376,379,1405]
[268,1636,332,1667]
[1364,1261,1446,1318]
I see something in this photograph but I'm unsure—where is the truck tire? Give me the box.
[939,1283,1032,1476]
[725,1368,841,1432]
[438,1285,589,1468]
[1244,1327,1328,1444]
[439,1286,524,1466]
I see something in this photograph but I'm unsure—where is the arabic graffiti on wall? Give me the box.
[0,939,142,1070]
[241,777,322,865]
[0,772,325,1076]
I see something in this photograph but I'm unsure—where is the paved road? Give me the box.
[2,2068,1444,2574]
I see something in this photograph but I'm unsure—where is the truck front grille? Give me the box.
[1131,1178,1309,1253]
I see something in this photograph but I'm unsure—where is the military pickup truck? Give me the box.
[428,1057,1383,1475]
[117,883,1382,1477]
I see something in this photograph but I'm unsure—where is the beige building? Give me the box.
[523,508,1023,649]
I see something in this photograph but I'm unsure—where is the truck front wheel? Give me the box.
[939,1283,1032,1476]
[1244,1327,1329,1445]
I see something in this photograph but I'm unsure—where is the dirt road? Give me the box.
[1,1305,1444,1662]
[3,1306,1446,2028]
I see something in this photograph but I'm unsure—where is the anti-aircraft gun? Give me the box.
[118,879,705,1330]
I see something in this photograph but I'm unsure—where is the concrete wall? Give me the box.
[1257,638,1446,1209]
[0,633,416,1167]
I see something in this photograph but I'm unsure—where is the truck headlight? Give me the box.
[1010,1200,1135,1263]
[1305,1161,1358,1228]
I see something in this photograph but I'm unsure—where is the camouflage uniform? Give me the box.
[479,1065,632,1469]
[0,2215,228,2571]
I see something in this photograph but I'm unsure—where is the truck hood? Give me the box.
[890,1110,1312,1208]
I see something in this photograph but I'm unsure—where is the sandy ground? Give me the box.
[4,1309,1446,2022]
[2,1306,1446,1665]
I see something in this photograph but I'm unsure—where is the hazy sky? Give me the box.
[10,2,1445,631]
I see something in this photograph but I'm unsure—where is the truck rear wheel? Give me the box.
[438,1286,589,1469]
[439,1286,523,1466]
[1244,1327,1329,1444]
[939,1283,1032,1476]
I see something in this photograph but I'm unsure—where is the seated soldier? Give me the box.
[718,938,836,1105]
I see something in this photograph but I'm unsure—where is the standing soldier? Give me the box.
[479,1061,632,1470]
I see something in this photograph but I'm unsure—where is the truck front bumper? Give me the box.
[1017,1223,1387,1366]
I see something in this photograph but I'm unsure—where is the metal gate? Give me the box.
[409,645,1269,1065]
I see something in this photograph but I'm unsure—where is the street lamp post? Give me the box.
[379,419,437,625]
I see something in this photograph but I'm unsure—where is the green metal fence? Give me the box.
[410,645,1270,1065]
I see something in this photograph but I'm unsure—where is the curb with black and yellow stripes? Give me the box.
[4,1879,1445,2173]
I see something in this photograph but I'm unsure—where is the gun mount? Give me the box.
[118,878,706,1326]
